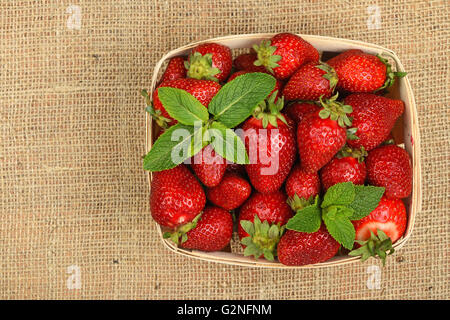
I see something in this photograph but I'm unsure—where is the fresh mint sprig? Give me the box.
[286,182,385,250]
[142,72,276,172]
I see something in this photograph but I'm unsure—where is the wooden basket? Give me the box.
[145,34,422,268]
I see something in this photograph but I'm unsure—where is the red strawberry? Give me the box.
[191,144,227,187]
[285,164,320,211]
[282,62,337,101]
[152,78,221,127]
[179,206,233,252]
[228,70,283,101]
[242,94,296,193]
[185,43,232,82]
[327,49,406,92]
[352,195,407,244]
[320,146,367,191]
[344,93,404,151]
[297,95,352,172]
[207,172,251,210]
[284,101,320,125]
[233,53,267,73]
[253,33,319,80]
[161,56,187,82]
[277,225,340,266]
[238,191,293,260]
[366,145,412,199]
[150,165,206,228]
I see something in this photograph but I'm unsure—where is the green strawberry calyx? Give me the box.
[316,62,338,91]
[142,89,172,129]
[337,145,368,163]
[185,52,221,82]
[252,40,282,74]
[287,194,316,212]
[252,91,288,128]
[348,229,395,266]
[240,215,285,261]
[163,213,202,245]
[318,93,353,128]
[376,54,407,91]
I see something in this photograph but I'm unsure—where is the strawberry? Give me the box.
[207,172,252,210]
[179,206,233,252]
[233,53,267,73]
[253,33,319,80]
[161,56,187,82]
[327,49,406,92]
[282,62,337,101]
[297,95,352,173]
[284,101,320,125]
[191,144,227,187]
[344,93,404,151]
[242,93,296,194]
[349,196,407,265]
[185,43,232,82]
[152,78,221,127]
[238,191,293,260]
[320,146,367,191]
[228,70,283,101]
[366,145,412,199]
[277,225,340,266]
[285,164,320,211]
[150,164,206,228]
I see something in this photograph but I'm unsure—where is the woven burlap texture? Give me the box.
[0,0,448,299]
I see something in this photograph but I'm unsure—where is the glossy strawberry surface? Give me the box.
[181,206,233,251]
[242,116,296,193]
[366,145,412,199]
[191,43,232,82]
[283,62,335,101]
[150,165,206,228]
[161,56,187,82]
[285,164,321,200]
[191,145,227,188]
[233,53,267,73]
[207,172,252,210]
[277,226,340,266]
[352,195,407,243]
[284,102,320,125]
[238,191,293,240]
[297,110,347,172]
[327,49,387,92]
[344,93,404,151]
[320,157,367,191]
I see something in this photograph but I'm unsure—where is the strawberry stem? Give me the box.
[252,40,282,74]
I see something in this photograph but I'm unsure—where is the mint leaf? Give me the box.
[286,200,321,233]
[323,209,355,250]
[321,182,356,208]
[208,122,248,164]
[143,123,196,171]
[158,87,209,125]
[208,73,276,128]
[348,185,385,220]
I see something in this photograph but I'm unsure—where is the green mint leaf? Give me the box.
[286,196,322,233]
[286,206,322,233]
[158,87,209,125]
[321,182,356,208]
[348,185,386,220]
[208,122,249,164]
[208,72,276,128]
[323,209,355,250]
[143,123,195,171]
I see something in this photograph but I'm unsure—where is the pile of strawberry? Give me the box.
[143,33,412,266]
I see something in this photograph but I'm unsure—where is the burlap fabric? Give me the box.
[0,0,448,300]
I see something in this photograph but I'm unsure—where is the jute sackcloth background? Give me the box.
[0,0,448,299]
